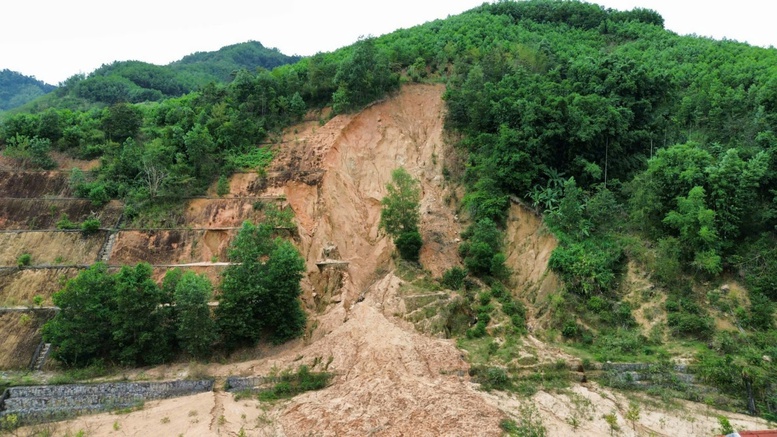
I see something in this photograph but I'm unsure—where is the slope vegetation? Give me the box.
[36,84,771,437]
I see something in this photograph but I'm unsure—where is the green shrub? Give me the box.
[257,365,331,401]
[586,296,609,313]
[380,168,422,262]
[227,147,274,171]
[562,321,579,338]
[56,213,78,230]
[88,184,110,207]
[395,230,423,262]
[441,267,467,290]
[594,329,653,361]
[80,217,101,235]
[667,312,714,340]
[717,416,734,435]
[549,238,624,295]
[665,296,714,340]
[17,253,32,267]
[459,218,506,277]
[2,135,57,170]
[471,366,510,391]
[216,175,230,197]
[500,405,547,437]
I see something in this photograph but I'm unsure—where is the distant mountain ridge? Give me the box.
[172,40,301,83]
[2,41,300,112]
[0,69,56,112]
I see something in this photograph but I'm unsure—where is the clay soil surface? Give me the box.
[109,229,236,265]
[0,267,81,306]
[0,170,71,198]
[0,231,105,266]
[18,84,775,436]
[0,311,55,369]
[0,199,123,230]
[182,198,268,228]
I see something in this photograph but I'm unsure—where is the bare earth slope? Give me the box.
[43,84,771,436]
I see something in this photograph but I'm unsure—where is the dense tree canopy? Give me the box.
[0,69,55,111]
[216,218,306,349]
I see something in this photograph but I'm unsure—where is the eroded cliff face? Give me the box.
[269,84,464,312]
[245,84,507,435]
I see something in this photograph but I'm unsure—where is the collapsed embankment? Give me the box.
[108,229,235,265]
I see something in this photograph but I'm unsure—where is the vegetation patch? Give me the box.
[257,365,332,402]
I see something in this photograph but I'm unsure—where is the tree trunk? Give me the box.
[745,377,757,415]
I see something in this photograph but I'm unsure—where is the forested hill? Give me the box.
[0,69,56,112]
[171,41,302,83]
[2,0,777,419]
[16,41,300,111]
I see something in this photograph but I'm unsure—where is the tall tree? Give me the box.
[171,270,217,359]
[43,263,116,367]
[110,263,172,365]
[216,220,306,349]
[380,167,423,262]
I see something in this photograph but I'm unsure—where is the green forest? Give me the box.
[2,0,777,420]
[0,69,56,112]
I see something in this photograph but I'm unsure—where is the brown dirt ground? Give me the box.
[0,267,80,306]
[109,229,236,265]
[0,153,98,172]
[182,198,268,228]
[503,202,560,331]
[0,231,105,266]
[204,172,270,198]
[0,199,123,230]
[0,311,55,369]
[0,170,71,197]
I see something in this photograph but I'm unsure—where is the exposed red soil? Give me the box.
[182,198,268,228]
[109,229,235,265]
[0,199,123,230]
[0,170,72,198]
[205,172,269,197]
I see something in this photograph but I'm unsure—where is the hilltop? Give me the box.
[1,41,300,112]
[0,70,55,112]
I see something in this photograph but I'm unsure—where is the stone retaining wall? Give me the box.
[225,376,270,392]
[0,379,213,425]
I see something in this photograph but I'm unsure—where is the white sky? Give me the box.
[1,0,775,85]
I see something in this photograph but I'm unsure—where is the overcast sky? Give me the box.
[2,0,775,85]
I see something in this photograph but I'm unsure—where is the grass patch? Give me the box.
[257,365,331,402]
[124,200,187,228]
[47,362,113,385]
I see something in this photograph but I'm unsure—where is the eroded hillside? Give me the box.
[8,84,772,436]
